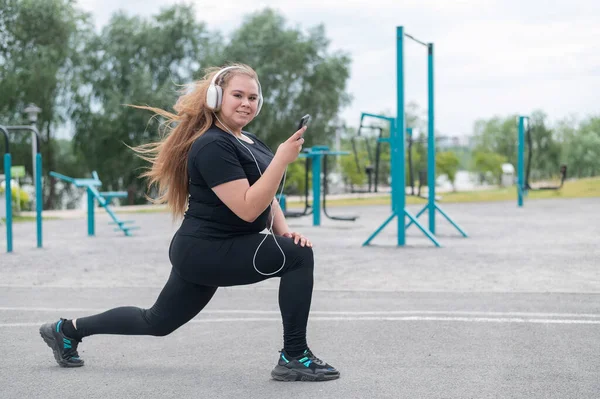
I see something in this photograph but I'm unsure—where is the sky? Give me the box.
[77,0,600,137]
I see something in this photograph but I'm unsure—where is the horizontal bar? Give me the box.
[5,126,41,152]
[405,33,429,47]
[100,191,128,197]
[361,113,395,123]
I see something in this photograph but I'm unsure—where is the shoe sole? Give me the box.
[39,324,84,368]
[271,365,340,382]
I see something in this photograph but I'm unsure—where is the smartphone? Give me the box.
[297,114,311,139]
[297,114,311,130]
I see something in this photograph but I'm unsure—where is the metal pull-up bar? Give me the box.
[404,32,429,47]
[363,26,467,247]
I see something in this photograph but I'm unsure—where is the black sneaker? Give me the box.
[39,319,84,367]
[271,348,340,382]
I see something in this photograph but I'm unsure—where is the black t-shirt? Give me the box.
[179,125,275,239]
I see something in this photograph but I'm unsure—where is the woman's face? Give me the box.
[218,74,260,132]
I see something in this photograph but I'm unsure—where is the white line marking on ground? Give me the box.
[1,307,600,319]
[2,284,600,295]
[3,316,600,328]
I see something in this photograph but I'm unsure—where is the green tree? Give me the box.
[472,115,518,167]
[0,0,92,208]
[525,110,561,182]
[340,154,366,190]
[283,158,310,196]
[71,4,216,203]
[215,9,352,151]
[563,116,600,177]
[472,151,507,185]
[436,151,460,191]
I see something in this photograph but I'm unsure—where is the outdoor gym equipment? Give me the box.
[349,124,388,193]
[281,156,312,219]
[1,126,12,252]
[278,146,357,226]
[49,171,138,236]
[1,117,44,253]
[406,127,429,198]
[517,116,568,207]
[362,27,468,247]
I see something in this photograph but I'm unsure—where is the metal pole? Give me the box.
[88,187,95,236]
[518,116,526,207]
[312,151,322,226]
[31,128,37,209]
[406,128,414,195]
[1,126,12,252]
[35,152,43,247]
[427,43,436,234]
[335,126,342,172]
[3,153,12,253]
[396,26,406,246]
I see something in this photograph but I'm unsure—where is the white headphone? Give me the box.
[206,66,263,116]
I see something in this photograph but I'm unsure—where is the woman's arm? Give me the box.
[211,129,305,223]
[212,156,288,222]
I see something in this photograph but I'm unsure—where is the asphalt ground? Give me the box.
[1,197,599,398]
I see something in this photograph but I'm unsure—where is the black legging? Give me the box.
[75,232,314,356]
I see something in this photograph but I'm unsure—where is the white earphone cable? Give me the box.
[214,114,288,276]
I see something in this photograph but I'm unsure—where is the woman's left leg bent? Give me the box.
[171,232,314,355]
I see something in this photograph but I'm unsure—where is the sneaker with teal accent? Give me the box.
[271,349,340,382]
[39,319,84,367]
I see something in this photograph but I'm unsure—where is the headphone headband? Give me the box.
[210,66,238,88]
[206,66,263,116]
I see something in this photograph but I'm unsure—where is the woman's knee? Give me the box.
[150,325,177,337]
[142,308,181,337]
[291,244,314,270]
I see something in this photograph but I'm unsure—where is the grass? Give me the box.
[286,176,600,208]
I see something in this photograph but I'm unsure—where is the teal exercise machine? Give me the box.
[362,27,468,247]
[49,171,138,236]
[516,115,568,207]
[1,120,44,253]
[278,146,357,226]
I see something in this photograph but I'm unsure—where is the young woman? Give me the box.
[39,64,340,382]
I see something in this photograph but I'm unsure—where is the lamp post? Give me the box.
[24,103,41,208]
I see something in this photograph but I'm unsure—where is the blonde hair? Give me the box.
[130,63,260,218]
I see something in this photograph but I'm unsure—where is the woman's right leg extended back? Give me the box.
[39,268,217,367]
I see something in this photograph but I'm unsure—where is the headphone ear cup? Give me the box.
[255,95,263,117]
[214,86,223,110]
[206,84,218,110]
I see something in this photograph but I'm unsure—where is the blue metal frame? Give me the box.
[362,27,470,246]
[49,171,137,236]
[427,43,436,234]
[1,126,12,252]
[297,146,350,226]
[517,116,528,207]
[360,112,440,247]
[0,125,43,252]
[3,125,44,250]
[361,27,446,247]
[401,32,468,239]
